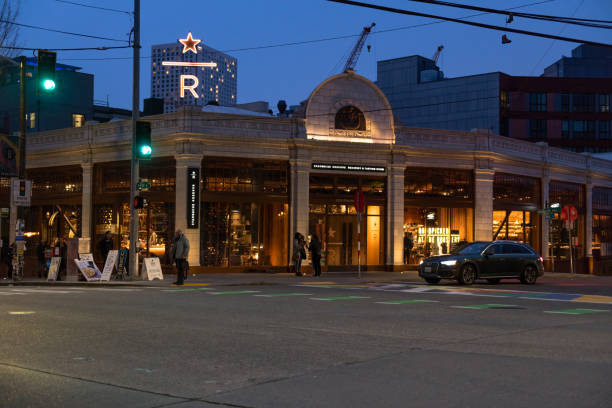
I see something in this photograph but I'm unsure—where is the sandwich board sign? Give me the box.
[74,259,102,281]
[100,250,118,282]
[142,257,164,281]
[47,257,62,281]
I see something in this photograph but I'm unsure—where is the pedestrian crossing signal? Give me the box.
[134,195,147,209]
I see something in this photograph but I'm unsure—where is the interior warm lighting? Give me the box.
[24,232,39,238]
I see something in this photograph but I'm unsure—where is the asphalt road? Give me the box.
[1,280,611,408]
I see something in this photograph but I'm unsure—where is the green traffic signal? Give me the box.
[135,120,152,159]
[37,50,57,93]
[42,79,56,91]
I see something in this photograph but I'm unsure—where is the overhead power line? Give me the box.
[327,0,612,48]
[56,0,554,62]
[53,0,132,15]
[402,0,612,28]
[1,45,132,51]
[0,19,129,43]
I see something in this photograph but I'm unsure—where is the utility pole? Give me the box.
[18,56,26,179]
[129,0,140,279]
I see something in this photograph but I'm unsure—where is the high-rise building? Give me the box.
[150,36,237,113]
[543,44,612,78]
[376,45,612,153]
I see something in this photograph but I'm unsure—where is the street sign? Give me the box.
[137,180,151,191]
[11,178,31,207]
[561,205,578,222]
[0,207,8,217]
[546,213,555,220]
[354,190,365,213]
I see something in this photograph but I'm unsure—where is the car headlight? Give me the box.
[419,260,424,265]
[441,260,457,266]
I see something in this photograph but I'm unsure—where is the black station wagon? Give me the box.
[418,241,544,285]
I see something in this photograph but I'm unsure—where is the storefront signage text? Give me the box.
[187,168,200,228]
[312,163,386,173]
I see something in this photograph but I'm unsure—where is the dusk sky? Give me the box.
[16,0,612,111]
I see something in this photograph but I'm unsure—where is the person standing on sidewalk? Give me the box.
[170,230,189,285]
[292,232,306,276]
[36,240,46,278]
[99,231,114,264]
[309,234,322,277]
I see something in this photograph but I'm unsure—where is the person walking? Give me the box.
[170,229,189,285]
[292,232,306,276]
[309,234,322,277]
[4,243,14,280]
[58,238,67,281]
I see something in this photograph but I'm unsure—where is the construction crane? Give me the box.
[343,22,375,72]
[432,45,444,64]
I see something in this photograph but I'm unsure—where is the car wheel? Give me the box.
[520,265,538,285]
[458,264,476,285]
[487,278,500,284]
[424,278,440,285]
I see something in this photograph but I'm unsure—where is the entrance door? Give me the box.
[326,215,356,266]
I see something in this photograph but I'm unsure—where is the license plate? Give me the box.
[424,266,432,273]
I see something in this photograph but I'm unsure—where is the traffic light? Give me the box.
[37,50,57,93]
[19,180,26,196]
[133,195,148,209]
[135,120,152,159]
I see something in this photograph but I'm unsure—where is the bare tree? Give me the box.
[0,0,19,58]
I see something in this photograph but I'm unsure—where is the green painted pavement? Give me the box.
[254,293,312,297]
[376,300,439,305]
[163,288,213,292]
[544,308,610,315]
[452,304,519,310]
[310,296,370,301]
[209,290,260,295]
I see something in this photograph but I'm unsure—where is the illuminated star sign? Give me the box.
[179,32,201,54]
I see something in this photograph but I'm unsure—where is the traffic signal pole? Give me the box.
[128,0,140,279]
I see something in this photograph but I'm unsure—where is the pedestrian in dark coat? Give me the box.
[309,234,322,277]
[36,240,46,278]
[292,232,306,276]
[99,231,114,263]
[170,230,190,285]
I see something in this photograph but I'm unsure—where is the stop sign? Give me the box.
[354,190,365,213]
[560,205,578,222]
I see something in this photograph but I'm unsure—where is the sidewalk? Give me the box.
[2,270,612,287]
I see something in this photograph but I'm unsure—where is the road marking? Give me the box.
[208,290,260,295]
[376,299,439,305]
[544,308,610,315]
[254,293,312,297]
[452,304,522,310]
[299,282,335,285]
[162,288,213,292]
[0,292,28,296]
[9,289,82,294]
[572,295,612,304]
[8,311,36,315]
[310,296,370,301]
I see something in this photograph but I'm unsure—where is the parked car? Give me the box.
[418,241,544,285]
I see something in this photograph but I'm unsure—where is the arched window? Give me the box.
[335,106,366,131]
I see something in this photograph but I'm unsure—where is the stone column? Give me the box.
[474,168,495,241]
[175,153,203,266]
[540,173,550,264]
[81,163,93,240]
[585,182,593,274]
[289,156,310,264]
[386,155,405,269]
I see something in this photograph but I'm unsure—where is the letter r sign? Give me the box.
[180,75,199,98]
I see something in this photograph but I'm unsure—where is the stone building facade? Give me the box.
[16,72,612,275]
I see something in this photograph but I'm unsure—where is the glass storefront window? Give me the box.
[492,211,534,244]
[593,214,612,258]
[405,168,472,200]
[308,204,385,266]
[404,207,473,263]
[201,202,288,267]
[549,181,585,261]
[203,159,288,194]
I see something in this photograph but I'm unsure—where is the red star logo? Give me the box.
[178,32,201,54]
